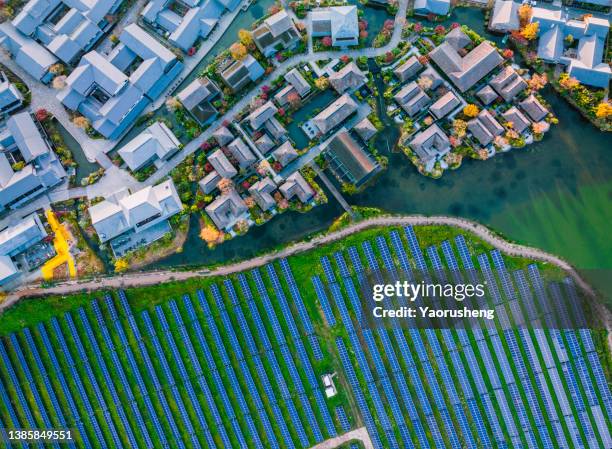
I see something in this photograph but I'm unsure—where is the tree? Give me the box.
[287,91,301,108]
[238,29,253,47]
[463,104,479,118]
[521,22,539,41]
[52,75,67,89]
[359,31,368,40]
[559,73,579,90]
[200,225,221,245]
[166,96,181,111]
[114,258,129,273]
[230,42,247,61]
[564,34,574,45]
[384,51,394,63]
[417,55,429,65]
[314,77,329,90]
[518,4,532,26]
[321,36,332,47]
[49,63,64,75]
[340,55,350,64]
[502,48,514,59]
[527,73,547,91]
[35,108,49,122]
[268,4,280,14]
[218,178,234,194]
[595,101,612,119]
[434,25,446,35]
[417,75,432,90]
[452,119,467,138]
[72,116,90,130]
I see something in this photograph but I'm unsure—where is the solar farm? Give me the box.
[1,226,611,449]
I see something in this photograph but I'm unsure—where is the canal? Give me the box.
[153,6,612,296]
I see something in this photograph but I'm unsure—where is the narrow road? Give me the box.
[1,215,596,309]
[315,169,355,218]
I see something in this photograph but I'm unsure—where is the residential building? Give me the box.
[489,66,527,101]
[142,0,226,52]
[265,117,287,139]
[118,121,181,172]
[0,112,67,211]
[248,101,278,129]
[89,179,182,243]
[409,124,451,170]
[353,117,377,141]
[468,109,504,146]
[274,85,297,106]
[272,141,298,166]
[311,6,359,47]
[429,91,461,119]
[177,77,221,125]
[252,10,300,57]
[284,68,311,97]
[476,85,499,105]
[413,0,451,16]
[519,95,548,122]
[0,71,23,114]
[324,131,380,187]
[227,137,256,168]
[57,24,183,140]
[213,125,234,145]
[248,178,277,210]
[205,190,248,230]
[419,66,444,90]
[10,0,124,64]
[311,94,358,135]
[0,213,47,285]
[255,134,275,153]
[394,82,430,117]
[199,170,221,194]
[530,11,610,88]
[489,0,520,32]
[219,54,265,92]
[279,172,314,202]
[0,22,58,82]
[329,62,366,94]
[429,28,503,92]
[208,149,237,178]
[394,56,423,83]
[502,106,530,133]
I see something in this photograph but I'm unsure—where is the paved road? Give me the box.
[1,215,596,308]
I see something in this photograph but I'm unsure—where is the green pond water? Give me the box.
[154,6,612,297]
[55,120,100,185]
[287,89,338,149]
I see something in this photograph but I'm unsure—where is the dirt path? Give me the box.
[308,427,373,449]
[1,215,597,310]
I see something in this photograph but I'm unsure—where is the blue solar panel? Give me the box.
[0,374,21,435]
[335,406,351,432]
[320,255,337,283]
[390,230,414,280]
[403,226,428,272]
[335,338,383,449]
[36,323,92,449]
[311,275,337,326]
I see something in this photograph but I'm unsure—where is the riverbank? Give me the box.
[0,215,599,328]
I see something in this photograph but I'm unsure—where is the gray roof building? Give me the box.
[219,54,265,92]
[311,6,358,47]
[118,121,180,172]
[489,0,520,33]
[255,133,275,153]
[519,95,548,122]
[0,111,67,211]
[0,22,57,82]
[353,117,377,141]
[252,10,300,57]
[208,149,237,178]
[248,101,278,129]
[429,29,503,92]
[394,82,431,117]
[476,85,498,105]
[467,109,503,146]
[227,137,256,168]
[0,212,46,284]
[284,68,311,97]
[478,109,504,136]
[248,177,277,210]
[89,179,182,243]
[329,62,366,94]
[324,131,379,186]
[429,91,461,120]
[272,141,298,166]
[205,190,248,230]
[413,0,450,16]
[57,24,182,140]
[11,0,124,64]
[213,126,234,146]
[489,66,526,102]
[311,94,358,135]
[0,71,23,114]
[393,56,423,83]
[274,85,297,107]
[177,77,221,125]
[279,171,314,202]
[264,117,287,139]
[199,170,222,194]
[409,124,451,170]
[419,66,444,90]
[502,107,530,133]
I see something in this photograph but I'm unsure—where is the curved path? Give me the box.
[0,215,596,310]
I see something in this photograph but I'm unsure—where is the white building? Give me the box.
[118,121,181,172]
[311,6,359,47]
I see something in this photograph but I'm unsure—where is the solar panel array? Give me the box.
[1,228,611,449]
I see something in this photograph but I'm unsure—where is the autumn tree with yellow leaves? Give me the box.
[518,4,532,27]
[463,104,479,118]
[230,42,247,61]
[521,22,539,40]
[595,101,612,119]
[238,29,254,47]
[314,77,329,90]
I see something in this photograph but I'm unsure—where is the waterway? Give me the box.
[154,6,612,295]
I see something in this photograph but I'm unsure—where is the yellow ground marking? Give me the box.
[41,210,76,281]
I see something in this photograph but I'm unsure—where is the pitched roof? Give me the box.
[177,77,216,110]
[489,66,526,101]
[393,56,423,82]
[248,177,276,210]
[468,118,494,146]
[329,62,366,94]
[354,117,377,141]
[476,85,498,105]
[325,131,378,185]
[279,172,314,202]
[284,69,311,96]
[409,124,451,165]
[255,133,275,153]
[248,100,278,129]
[118,121,180,171]
[208,149,238,178]
[430,40,503,92]
[227,137,256,168]
[272,141,299,165]
[429,91,461,119]
[477,109,504,136]
[414,0,451,15]
[199,170,221,194]
[502,107,530,133]
[205,190,248,230]
[519,95,548,122]
[312,94,358,135]
[490,0,520,32]
[213,126,234,145]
